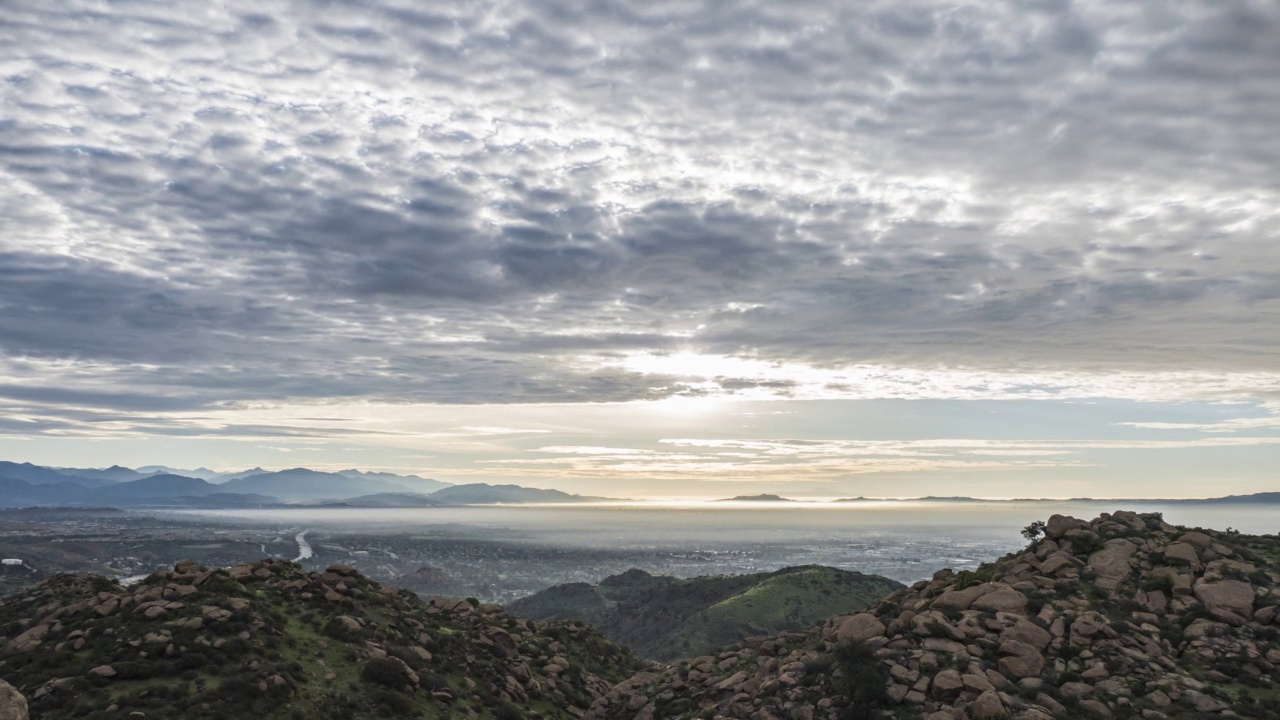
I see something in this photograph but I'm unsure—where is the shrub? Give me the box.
[953,566,996,590]
[1140,574,1175,594]
[371,688,415,715]
[1071,534,1107,556]
[361,657,414,690]
[494,700,525,720]
[831,641,891,720]
[1022,521,1047,542]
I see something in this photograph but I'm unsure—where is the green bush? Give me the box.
[831,641,890,720]
[953,565,996,590]
[360,657,413,690]
[1071,534,1107,556]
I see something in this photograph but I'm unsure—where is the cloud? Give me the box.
[463,434,1280,485]
[1,0,1279,424]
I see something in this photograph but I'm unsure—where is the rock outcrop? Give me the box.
[586,511,1280,720]
[0,559,641,719]
[0,679,26,720]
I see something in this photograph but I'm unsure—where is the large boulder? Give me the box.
[1163,542,1200,567]
[997,640,1044,679]
[1177,531,1213,550]
[1088,539,1137,589]
[971,690,1006,719]
[4,625,49,654]
[932,669,964,696]
[972,588,1028,614]
[835,613,885,643]
[1001,618,1051,651]
[1045,515,1087,539]
[1037,552,1077,576]
[931,583,998,611]
[0,679,27,720]
[1194,580,1255,618]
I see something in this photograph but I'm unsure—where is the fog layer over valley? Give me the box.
[2,499,1270,603]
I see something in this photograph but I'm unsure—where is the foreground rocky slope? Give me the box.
[0,559,642,719]
[509,566,903,661]
[588,512,1280,720]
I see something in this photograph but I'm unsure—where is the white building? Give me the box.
[1,559,22,566]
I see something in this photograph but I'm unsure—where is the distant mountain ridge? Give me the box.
[0,461,115,489]
[428,483,607,504]
[716,494,795,502]
[832,492,1280,504]
[336,469,453,494]
[4,459,1273,509]
[0,460,603,509]
[219,468,421,502]
[320,492,445,508]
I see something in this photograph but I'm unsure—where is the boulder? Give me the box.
[1001,619,1051,651]
[962,674,995,693]
[1088,539,1137,590]
[1183,618,1229,639]
[1079,699,1113,717]
[997,640,1044,679]
[1035,692,1067,715]
[1183,689,1227,713]
[1037,552,1076,576]
[89,665,117,678]
[0,678,27,720]
[1193,580,1254,618]
[931,584,997,611]
[4,625,49,654]
[1045,515,1087,539]
[1177,531,1213,550]
[714,671,748,691]
[1162,543,1199,567]
[971,589,1027,614]
[932,669,963,696]
[970,690,1005,719]
[93,599,120,617]
[835,613,884,643]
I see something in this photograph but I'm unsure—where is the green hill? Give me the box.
[508,565,903,661]
[0,559,642,720]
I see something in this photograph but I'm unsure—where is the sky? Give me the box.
[1,0,1278,498]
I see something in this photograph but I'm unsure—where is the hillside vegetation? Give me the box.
[509,565,903,662]
[0,559,642,720]
[588,511,1280,720]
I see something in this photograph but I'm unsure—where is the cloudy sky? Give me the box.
[2,0,1278,498]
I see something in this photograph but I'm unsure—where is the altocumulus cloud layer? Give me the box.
[2,0,1280,444]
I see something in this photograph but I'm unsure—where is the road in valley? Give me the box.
[293,530,312,562]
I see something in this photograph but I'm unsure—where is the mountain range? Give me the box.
[0,461,606,509]
[2,459,1275,510]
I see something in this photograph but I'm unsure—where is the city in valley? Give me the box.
[0,504,1025,603]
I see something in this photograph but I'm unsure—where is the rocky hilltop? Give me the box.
[587,512,1280,720]
[510,566,903,662]
[0,559,642,720]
